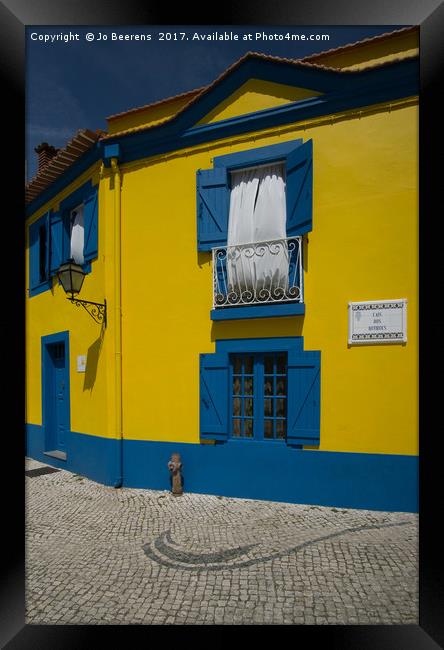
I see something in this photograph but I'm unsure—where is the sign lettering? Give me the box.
[348,299,407,344]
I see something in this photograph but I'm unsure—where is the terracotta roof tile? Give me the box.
[107,87,206,122]
[300,26,418,63]
[100,48,418,141]
[100,54,343,140]
[26,128,99,205]
[103,53,339,131]
[104,32,418,129]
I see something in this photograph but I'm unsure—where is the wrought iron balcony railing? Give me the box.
[212,236,303,309]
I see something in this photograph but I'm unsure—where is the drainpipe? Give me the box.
[111,157,123,487]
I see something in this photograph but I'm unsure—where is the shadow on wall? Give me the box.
[83,325,105,391]
[197,251,211,269]
[303,233,309,274]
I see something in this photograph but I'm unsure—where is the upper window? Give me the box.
[29,212,50,296]
[196,138,313,252]
[197,139,312,315]
[28,180,98,298]
[223,162,293,308]
[59,180,98,269]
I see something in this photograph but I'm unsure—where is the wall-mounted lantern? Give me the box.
[57,259,107,326]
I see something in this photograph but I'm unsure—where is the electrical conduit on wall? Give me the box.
[111,158,123,487]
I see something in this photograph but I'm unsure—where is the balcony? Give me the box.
[211,236,303,320]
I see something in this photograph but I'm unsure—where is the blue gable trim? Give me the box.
[197,58,418,133]
[172,58,345,130]
[26,58,418,220]
[109,65,417,170]
[105,58,418,166]
[139,57,415,138]
[211,303,305,320]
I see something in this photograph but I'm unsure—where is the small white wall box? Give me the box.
[77,355,87,372]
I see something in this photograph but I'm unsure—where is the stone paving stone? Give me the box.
[25,457,418,625]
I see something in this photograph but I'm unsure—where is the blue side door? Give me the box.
[45,340,69,454]
[52,344,68,451]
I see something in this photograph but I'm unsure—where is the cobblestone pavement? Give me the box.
[25,457,418,625]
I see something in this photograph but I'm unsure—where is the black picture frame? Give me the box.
[2,1,442,647]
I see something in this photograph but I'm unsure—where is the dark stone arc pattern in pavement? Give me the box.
[25,458,418,626]
[143,521,413,571]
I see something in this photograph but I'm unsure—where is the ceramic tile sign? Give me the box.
[348,299,407,344]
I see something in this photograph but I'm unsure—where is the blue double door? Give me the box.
[43,335,70,455]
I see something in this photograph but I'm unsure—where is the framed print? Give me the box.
[1,0,442,647]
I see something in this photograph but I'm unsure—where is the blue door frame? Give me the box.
[41,331,70,459]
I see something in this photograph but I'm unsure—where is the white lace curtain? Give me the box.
[227,163,288,295]
[70,204,85,265]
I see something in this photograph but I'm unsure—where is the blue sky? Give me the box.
[26,25,406,181]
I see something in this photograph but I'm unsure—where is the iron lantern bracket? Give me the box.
[68,297,107,326]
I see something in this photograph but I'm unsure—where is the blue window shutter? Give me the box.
[200,351,229,440]
[287,350,321,446]
[285,139,313,236]
[29,219,40,290]
[49,211,63,275]
[197,167,229,252]
[43,211,50,279]
[83,186,98,262]
[29,212,50,293]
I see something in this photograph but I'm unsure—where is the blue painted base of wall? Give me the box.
[26,425,418,512]
[26,424,121,487]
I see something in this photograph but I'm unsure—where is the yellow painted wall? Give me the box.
[119,99,418,456]
[26,87,418,459]
[197,79,321,125]
[25,164,117,439]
